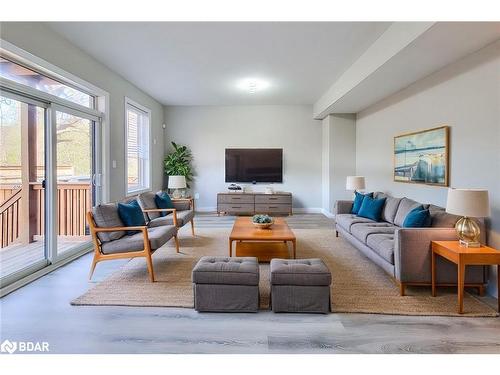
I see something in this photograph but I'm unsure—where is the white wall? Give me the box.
[164,105,322,210]
[322,114,356,215]
[0,22,165,202]
[356,40,500,297]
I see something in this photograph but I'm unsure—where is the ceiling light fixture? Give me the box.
[237,78,270,94]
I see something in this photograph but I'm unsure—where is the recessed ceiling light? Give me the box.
[237,78,270,94]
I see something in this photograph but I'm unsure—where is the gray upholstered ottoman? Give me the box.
[192,256,259,312]
[270,258,332,313]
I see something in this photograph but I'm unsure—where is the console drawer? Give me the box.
[255,204,291,214]
[218,203,254,214]
[255,195,292,204]
[218,194,254,204]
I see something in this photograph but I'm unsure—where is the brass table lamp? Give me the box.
[446,188,490,247]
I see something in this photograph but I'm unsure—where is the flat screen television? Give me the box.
[225,148,283,183]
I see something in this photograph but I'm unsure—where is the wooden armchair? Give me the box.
[137,192,195,236]
[87,204,179,282]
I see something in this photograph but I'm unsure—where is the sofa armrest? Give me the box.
[334,200,353,215]
[395,227,459,283]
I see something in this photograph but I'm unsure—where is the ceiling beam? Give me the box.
[313,22,434,119]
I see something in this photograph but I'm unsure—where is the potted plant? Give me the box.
[164,142,193,196]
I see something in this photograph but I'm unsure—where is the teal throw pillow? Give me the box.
[351,191,373,215]
[155,192,174,217]
[357,196,386,221]
[402,206,432,228]
[117,200,146,235]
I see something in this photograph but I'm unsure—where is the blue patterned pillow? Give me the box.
[117,200,146,235]
[351,192,373,215]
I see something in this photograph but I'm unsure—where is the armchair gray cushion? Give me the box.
[149,209,195,228]
[172,200,192,211]
[137,192,161,220]
[100,225,177,254]
[92,203,125,242]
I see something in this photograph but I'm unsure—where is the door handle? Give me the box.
[41,180,46,189]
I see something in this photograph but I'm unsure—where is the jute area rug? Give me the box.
[71,227,498,317]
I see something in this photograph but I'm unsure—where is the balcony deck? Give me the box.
[0,236,90,278]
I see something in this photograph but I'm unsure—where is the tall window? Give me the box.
[125,98,151,194]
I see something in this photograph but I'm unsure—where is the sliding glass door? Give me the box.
[0,94,49,281]
[0,52,104,289]
[0,96,101,286]
[54,110,95,257]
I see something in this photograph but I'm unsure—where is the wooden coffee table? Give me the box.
[229,217,297,262]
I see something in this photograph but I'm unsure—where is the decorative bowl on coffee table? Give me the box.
[252,214,274,229]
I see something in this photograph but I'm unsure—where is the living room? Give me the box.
[1,0,500,372]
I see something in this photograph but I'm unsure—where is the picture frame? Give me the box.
[393,125,449,187]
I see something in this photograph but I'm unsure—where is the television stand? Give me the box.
[217,192,292,216]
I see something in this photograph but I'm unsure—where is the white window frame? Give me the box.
[124,97,152,196]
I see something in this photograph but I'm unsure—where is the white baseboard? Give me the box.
[321,208,336,219]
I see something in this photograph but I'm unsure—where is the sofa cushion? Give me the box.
[335,214,375,233]
[92,203,126,242]
[149,209,195,228]
[192,256,259,285]
[358,196,386,221]
[375,193,403,224]
[350,223,397,244]
[155,192,174,217]
[394,198,427,227]
[137,192,161,220]
[366,233,395,264]
[403,206,431,228]
[118,200,146,235]
[270,259,332,286]
[351,191,372,215]
[428,204,460,228]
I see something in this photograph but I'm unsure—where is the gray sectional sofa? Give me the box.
[335,192,488,295]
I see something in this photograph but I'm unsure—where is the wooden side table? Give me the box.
[431,241,500,314]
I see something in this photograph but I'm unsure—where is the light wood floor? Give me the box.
[1,213,499,354]
[0,237,90,278]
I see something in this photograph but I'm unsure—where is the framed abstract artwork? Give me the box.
[393,125,449,186]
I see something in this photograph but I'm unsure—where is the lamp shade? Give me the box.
[168,175,186,189]
[446,188,490,218]
[346,176,365,191]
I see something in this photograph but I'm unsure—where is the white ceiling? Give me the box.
[46,22,391,106]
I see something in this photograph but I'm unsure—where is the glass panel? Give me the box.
[126,104,150,193]
[0,57,93,108]
[55,111,93,255]
[0,95,47,279]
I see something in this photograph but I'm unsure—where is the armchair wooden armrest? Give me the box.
[92,225,148,232]
[141,208,178,226]
[171,197,194,210]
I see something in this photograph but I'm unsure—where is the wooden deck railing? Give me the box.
[0,189,22,248]
[0,183,91,248]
